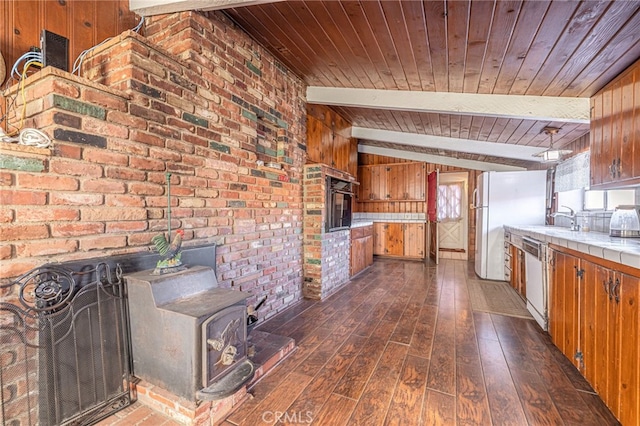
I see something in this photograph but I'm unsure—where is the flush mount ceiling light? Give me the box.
[533,126,572,163]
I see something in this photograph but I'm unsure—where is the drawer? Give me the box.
[351,227,365,239]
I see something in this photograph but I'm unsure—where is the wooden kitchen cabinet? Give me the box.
[372,222,425,259]
[350,225,374,277]
[306,105,357,177]
[357,163,425,201]
[549,246,640,425]
[590,58,640,188]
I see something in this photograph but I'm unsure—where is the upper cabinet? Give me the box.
[590,58,640,189]
[357,162,425,202]
[306,105,358,177]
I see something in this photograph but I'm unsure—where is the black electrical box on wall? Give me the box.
[40,29,69,71]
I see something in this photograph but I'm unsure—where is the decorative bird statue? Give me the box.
[152,229,184,273]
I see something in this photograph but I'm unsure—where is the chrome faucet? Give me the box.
[551,205,579,231]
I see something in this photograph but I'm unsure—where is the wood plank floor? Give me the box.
[223,258,620,426]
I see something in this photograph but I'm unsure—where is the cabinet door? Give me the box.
[386,164,402,200]
[619,71,635,182]
[358,166,373,202]
[618,272,640,426]
[364,234,373,267]
[404,223,425,258]
[549,250,580,364]
[386,223,404,256]
[306,115,324,165]
[350,235,365,276]
[373,222,387,255]
[333,133,351,172]
[406,163,426,200]
[370,166,387,201]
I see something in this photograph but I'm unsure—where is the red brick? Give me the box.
[51,222,104,237]
[50,158,103,177]
[50,192,103,206]
[105,194,144,207]
[82,88,127,112]
[0,260,43,279]
[82,207,147,221]
[15,239,78,257]
[53,143,83,159]
[149,146,182,162]
[105,167,146,181]
[0,172,14,186]
[17,174,79,191]
[108,139,149,157]
[0,224,49,241]
[0,209,14,222]
[79,235,127,251]
[0,190,47,205]
[107,110,148,129]
[14,207,79,222]
[83,148,129,166]
[32,78,80,100]
[130,130,165,147]
[83,118,129,139]
[0,244,13,260]
[127,232,158,246]
[129,156,165,171]
[105,221,148,233]
[128,182,164,196]
[83,179,126,193]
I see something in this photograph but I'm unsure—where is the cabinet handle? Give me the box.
[612,277,620,303]
[610,159,616,178]
[617,158,621,178]
[603,278,611,298]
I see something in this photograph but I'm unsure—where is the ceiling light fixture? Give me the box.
[533,126,572,163]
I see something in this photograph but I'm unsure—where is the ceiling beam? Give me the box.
[358,145,526,172]
[307,87,590,124]
[352,127,546,162]
[129,0,283,16]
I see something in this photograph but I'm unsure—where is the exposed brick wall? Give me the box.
[303,164,353,299]
[0,11,307,321]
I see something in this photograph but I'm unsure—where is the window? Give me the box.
[583,189,635,211]
[437,182,463,222]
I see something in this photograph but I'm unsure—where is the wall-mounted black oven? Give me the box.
[326,177,353,232]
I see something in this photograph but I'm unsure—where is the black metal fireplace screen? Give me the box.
[0,262,131,426]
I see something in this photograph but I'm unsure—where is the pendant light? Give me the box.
[533,126,572,163]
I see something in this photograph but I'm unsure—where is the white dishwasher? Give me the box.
[522,236,547,330]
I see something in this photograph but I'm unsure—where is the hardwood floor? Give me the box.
[224,258,620,426]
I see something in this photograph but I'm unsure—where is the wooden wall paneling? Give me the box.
[44,1,68,40]
[1,1,138,86]
[306,114,323,164]
[635,67,640,182]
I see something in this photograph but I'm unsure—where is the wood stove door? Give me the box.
[201,304,248,387]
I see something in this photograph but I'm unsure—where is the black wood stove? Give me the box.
[125,265,255,401]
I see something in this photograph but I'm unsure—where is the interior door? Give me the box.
[427,170,439,264]
[437,172,468,258]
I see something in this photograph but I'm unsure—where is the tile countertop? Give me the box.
[351,220,374,228]
[504,225,640,270]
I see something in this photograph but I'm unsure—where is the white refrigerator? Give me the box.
[473,170,547,280]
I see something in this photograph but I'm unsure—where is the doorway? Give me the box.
[438,172,468,260]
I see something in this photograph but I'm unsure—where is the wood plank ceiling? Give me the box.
[132,0,626,168]
[219,0,640,168]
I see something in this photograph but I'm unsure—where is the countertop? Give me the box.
[504,225,640,269]
[351,220,374,228]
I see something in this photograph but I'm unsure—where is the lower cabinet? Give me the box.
[372,222,425,259]
[350,225,373,277]
[549,247,640,424]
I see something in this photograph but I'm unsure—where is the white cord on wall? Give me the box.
[0,128,51,148]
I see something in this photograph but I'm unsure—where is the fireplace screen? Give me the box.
[0,263,131,426]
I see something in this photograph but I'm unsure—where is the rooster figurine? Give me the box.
[152,229,185,274]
